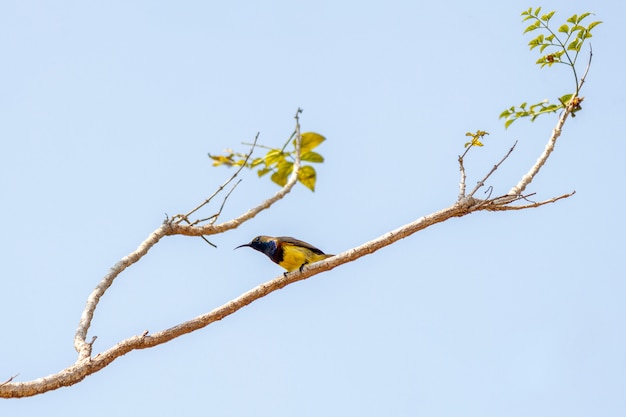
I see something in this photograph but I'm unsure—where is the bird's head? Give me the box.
[235,236,277,257]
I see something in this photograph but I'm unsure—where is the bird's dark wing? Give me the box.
[276,236,326,255]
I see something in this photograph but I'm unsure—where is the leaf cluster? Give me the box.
[522,8,601,68]
[464,130,489,148]
[500,8,601,128]
[499,95,573,129]
[209,132,326,192]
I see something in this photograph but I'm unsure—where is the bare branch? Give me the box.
[458,155,467,200]
[509,105,571,196]
[485,191,575,211]
[469,141,517,197]
[577,45,593,94]
[73,224,168,360]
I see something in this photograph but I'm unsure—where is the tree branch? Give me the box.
[457,155,467,200]
[0,81,589,397]
[73,115,305,362]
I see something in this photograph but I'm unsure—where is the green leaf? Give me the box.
[528,38,541,49]
[301,151,324,163]
[271,166,291,187]
[250,157,264,168]
[208,154,235,167]
[257,167,271,177]
[541,11,555,22]
[469,138,483,147]
[297,165,317,192]
[559,93,574,104]
[270,172,286,187]
[578,12,592,23]
[499,108,512,119]
[504,118,515,129]
[558,23,570,33]
[524,21,541,34]
[264,149,286,166]
[567,38,581,51]
[296,132,326,154]
[277,160,294,172]
[587,21,603,31]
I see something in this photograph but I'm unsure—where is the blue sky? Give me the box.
[1,1,624,416]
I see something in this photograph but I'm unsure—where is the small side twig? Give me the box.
[170,133,258,247]
[485,191,575,211]
[576,45,593,95]
[194,179,242,225]
[468,140,518,197]
[1,374,19,387]
[177,132,259,223]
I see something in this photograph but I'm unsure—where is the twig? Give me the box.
[179,133,259,222]
[1,374,19,387]
[576,45,593,95]
[168,133,259,248]
[468,141,518,197]
[194,179,242,225]
[177,216,217,248]
[485,191,575,211]
[483,185,494,200]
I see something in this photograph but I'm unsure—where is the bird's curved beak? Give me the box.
[234,243,251,250]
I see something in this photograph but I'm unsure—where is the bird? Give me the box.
[235,235,333,273]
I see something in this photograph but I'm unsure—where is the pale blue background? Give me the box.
[1,1,624,416]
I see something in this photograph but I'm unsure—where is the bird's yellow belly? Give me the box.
[279,246,329,272]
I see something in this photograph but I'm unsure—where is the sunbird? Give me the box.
[235,235,333,273]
